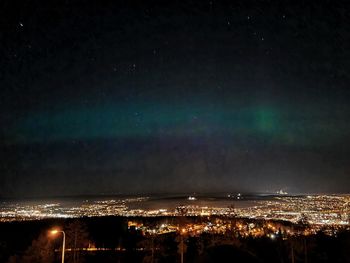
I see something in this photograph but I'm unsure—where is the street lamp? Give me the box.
[50,229,66,263]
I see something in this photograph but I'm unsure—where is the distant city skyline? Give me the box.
[1,194,349,231]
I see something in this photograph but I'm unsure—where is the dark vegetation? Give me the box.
[0,216,350,263]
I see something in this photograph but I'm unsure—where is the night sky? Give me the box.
[1,0,350,197]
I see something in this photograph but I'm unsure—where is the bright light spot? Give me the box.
[50,229,59,235]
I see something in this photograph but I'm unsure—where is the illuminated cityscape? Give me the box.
[1,195,349,230]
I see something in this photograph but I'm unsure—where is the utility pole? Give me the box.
[151,235,154,263]
[304,238,308,263]
[73,230,77,263]
[177,228,186,263]
[180,235,184,263]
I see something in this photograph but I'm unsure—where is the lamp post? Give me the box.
[50,229,66,263]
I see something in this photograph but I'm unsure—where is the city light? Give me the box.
[50,229,59,235]
[1,195,349,237]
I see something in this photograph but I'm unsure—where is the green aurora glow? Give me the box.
[9,100,350,147]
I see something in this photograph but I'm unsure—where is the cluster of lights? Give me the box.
[127,218,315,238]
[1,196,349,230]
[234,195,350,225]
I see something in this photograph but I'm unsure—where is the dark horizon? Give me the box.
[0,185,348,200]
[0,191,346,203]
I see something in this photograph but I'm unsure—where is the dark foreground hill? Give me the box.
[1,216,350,263]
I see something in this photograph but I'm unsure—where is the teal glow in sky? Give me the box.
[9,99,350,148]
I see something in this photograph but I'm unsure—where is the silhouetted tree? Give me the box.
[65,220,90,263]
[8,232,54,263]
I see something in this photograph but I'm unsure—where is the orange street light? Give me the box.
[50,229,66,263]
[50,229,59,235]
